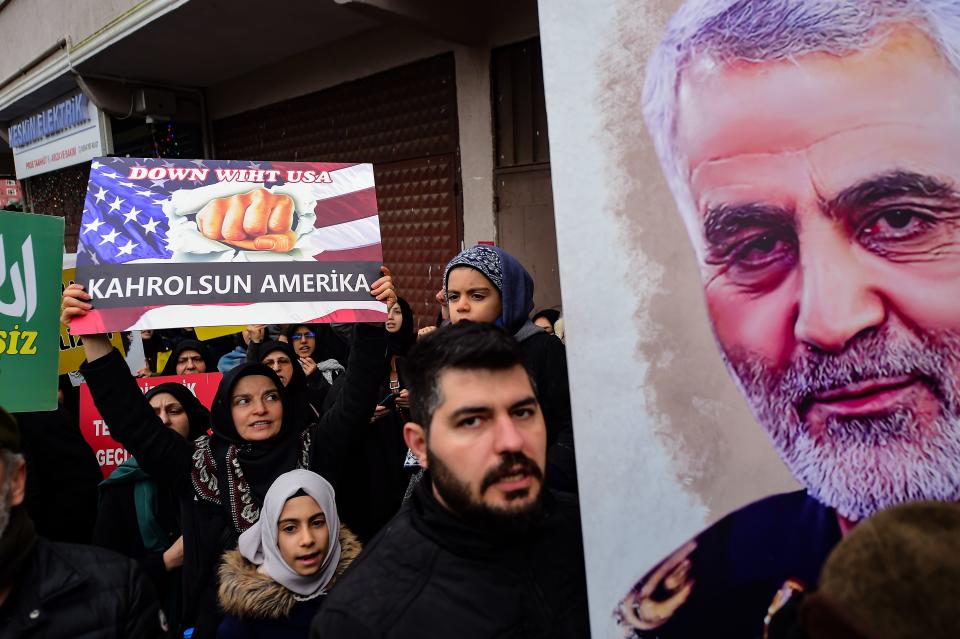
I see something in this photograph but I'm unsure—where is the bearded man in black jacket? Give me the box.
[310,323,589,639]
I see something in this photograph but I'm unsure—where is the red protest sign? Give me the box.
[79,372,222,478]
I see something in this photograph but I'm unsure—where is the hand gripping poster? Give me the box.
[72,158,386,333]
[538,1,960,637]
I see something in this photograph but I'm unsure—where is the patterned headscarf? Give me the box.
[443,245,535,335]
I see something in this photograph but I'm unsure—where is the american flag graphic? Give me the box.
[77,157,180,268]
[72,157,386,334]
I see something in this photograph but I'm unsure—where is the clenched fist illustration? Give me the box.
[196,188,297,252]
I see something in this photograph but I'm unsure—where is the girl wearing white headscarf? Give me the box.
[216,470,361,639]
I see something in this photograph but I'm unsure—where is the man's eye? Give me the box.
[860,209,933,241]
[513,408,535,419]
[730,233,794,268]
[458,416,482,428]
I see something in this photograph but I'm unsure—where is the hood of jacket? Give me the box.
[217,524,362,620]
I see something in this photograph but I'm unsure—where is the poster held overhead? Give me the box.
[0,210,64,411]
[72,158,386,334]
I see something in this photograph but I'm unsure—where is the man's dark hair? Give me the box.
[402,322,532,429]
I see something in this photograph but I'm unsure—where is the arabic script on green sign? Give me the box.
[0,210,64,412]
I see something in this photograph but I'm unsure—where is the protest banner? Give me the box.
[71,158,387,334]
[0,210,64,411]
[79,371,221,478]
[540,1,960,636]
[59,255,125,374]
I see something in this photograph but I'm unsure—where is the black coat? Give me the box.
[0,539,166,639]
[310,477,590,639]
[93,479,183,623]
[518,331,578,493]
[15,407,102,544]
[81,325,388,639]
[336,361,410,543]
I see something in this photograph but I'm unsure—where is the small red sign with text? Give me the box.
[79,372,221,478]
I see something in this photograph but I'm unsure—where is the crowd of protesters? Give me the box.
[0,246,583,639]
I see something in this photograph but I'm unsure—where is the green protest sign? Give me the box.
[0,210,64,411]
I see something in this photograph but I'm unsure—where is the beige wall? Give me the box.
[0,0,148,81]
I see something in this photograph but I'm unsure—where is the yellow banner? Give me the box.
[59,266,124,375]
[156,349,172,373]
[194,325,244,341]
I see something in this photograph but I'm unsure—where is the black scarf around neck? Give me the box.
[209,363,306,514]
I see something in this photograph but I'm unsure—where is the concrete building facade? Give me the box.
[0,0,562,326]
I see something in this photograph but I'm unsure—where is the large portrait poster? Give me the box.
[539,1,960,637]
[72,157,386,334]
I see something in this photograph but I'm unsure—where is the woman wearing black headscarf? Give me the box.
[93,382,210,633]
[285,323,346,385]
[251,340,327,423]
[160,339,214,376]
[63,270,395,639]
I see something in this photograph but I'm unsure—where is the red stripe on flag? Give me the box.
[313,187,379,228]
[70,307,157,334]
[312,244,383,262]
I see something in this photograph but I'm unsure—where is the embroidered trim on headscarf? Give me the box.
[221,428,315,534]
[299,428,312,469]
[227,447,261,532]
[191,435,222,506]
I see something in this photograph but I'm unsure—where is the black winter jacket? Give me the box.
[93,479,183,625]
[518,331,578,492]
[16,407,102,544]
[310,476,590,639]
[80,324,388,638]
[0,539,166,639]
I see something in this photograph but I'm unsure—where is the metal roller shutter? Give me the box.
[213,54,462,329]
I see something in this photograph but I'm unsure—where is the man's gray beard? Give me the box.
[723,328,960,521]
[0,469,11,539]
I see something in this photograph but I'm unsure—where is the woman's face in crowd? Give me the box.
[385,303,404,334]
[262,351,295,387]
[446,267,502,325]
[533,317,554,335]
[149,392,191,439]
[277,495,330,576]
[176,349,206,375]
[141,329,153,340]
[290,327,315,357]
[230,375,283,441]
